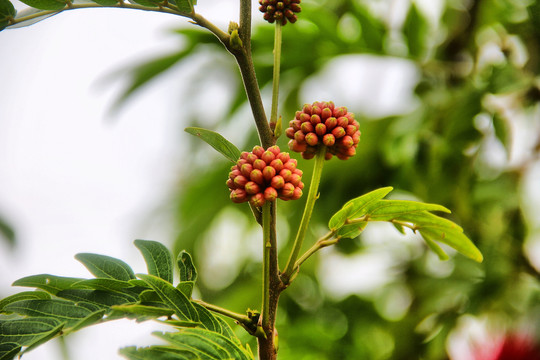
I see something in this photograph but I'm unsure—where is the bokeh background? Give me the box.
[1,0,540,359]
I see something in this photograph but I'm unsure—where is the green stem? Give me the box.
[295,233,338,271]
[193,300,252,325]
[270,22,282,127]
[281,147,326,284]
[261,201,272,329]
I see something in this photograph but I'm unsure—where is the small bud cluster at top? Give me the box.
[259,0,301,25]
[227,145,304,207]
[286,101,361,160]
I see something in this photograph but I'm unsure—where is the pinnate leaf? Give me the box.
[75,253,136,281]
[184,127,241,164]
[137,274,199,323]
[135,239,174,284]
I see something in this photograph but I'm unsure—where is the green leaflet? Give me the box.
[120,346,200,360]
[70,278,135,291]
[328,187,393,230]
[109,304,175,321]
[156,328,254,360]
[362,199,450,221]
[0,291,50,313]
[176,281,195,299]
[4,299,100,327]
[12,274,85,295]
[135,239,174,284]
[0,342,21,360]
[177,250,198,283]
[65,309,107,333]
[75,253,136,281]
[19,0,66,10]
[137,274,199,323]
[184,127,242,164]
[56,288,138,307]
[0,317,63,347]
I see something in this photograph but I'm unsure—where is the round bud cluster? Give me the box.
[286,101,361,160]
[258,0,301,25]
[227,145,304,207]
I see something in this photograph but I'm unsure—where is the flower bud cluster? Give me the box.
[258,0,301,25]
[286,101,360,160]
[227,145,304,206]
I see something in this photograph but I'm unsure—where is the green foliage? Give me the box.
[0,241,253,360]
[184,127,241,164]
[0,0,15,31]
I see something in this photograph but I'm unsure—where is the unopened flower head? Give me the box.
[258,0,301,25]
[286,101,361,160]
[227,145,304,206]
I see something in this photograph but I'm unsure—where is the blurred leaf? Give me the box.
[137,274,199,323]
[0,215,15,247]
[0,292,50,313]
[135,239,174,284]
[0,317,63,347]
[184,127,241,163]
[12,274,84,295]
[110,304,175,321]
[403,3,429,58]
[19,0,65,10]
[75,253,136,281]
[120,345,200,360]
[492,114,511,154]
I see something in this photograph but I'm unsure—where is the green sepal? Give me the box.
[184,127,241,164]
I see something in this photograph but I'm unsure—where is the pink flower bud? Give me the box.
[337,116,349,128]
[280,169,292,182]
[302,103,312,114]
[291,119,302,131]
[234,175,249,188]
[340,135,354,148]
[241,163,253,177]
[268,145,281,156]
[289,139,307,153]
[346,124,357,136]
[246,153,258,164]
[294,130,305,143]
[311,105,321,116]
[324,117,337,130]
[290,173,302,186]
[261,150,276,164]
[333,106,347,117]
[253,159,266,170]
[277,152,290,163]
[283,158,297,171]
[292,187,303,200]
[252,146,265,158]
[301,121,314,134]
[226,178,235,189]
[299,112,311,123]
[281,182,295,197]
[310,114,321,125]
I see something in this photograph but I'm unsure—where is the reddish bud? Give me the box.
[324,117,337,130]
[252,146,265,158]
[261,150,276,164]
[340,135,354,148]
[271,175,285,189]
[289,139,307,153]
[333,106,347,117]
[337,116,349,128]
[250,193,266,207]
[299,112,311,123]
[346,124,357,136]
[300,121,314,133]
[234,175,249,188]
[250,169,264,184]
[270,158,284,172]
[230,189,247,203]
[253,159,266,170]
[264,187,278,201]
[315,123,327,136]
[246,153,258,164]
[280,169,292,182]
[294,130,305,142]
[332,126,346,138]
[245,181,261,195]
[290,173,302,187]
[240,163,253,177]
[321,107,332,120]
[291,119,302,131]
[283,158,297,171]
[226,178,235,189]
[285,127,295,138]
[268,145,281,156]
[277,152,290,163]
[282,182,295,197]
[353,131,361,144]
[302,103,312,114]
[305,132,319,146]
[292,187,303,200]
[323,133,336,146]
[263,166,276,181]
[310,114,321,125]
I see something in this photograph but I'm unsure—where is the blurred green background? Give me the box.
[4,0,540,359]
